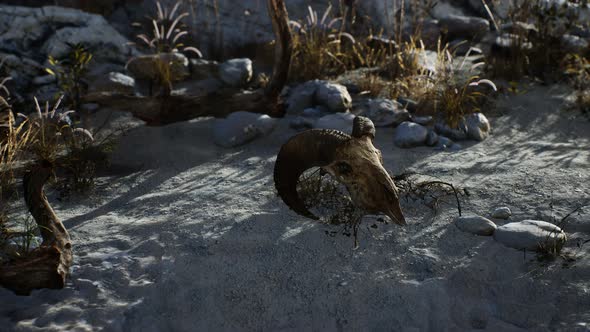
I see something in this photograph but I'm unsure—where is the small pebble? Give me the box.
[491,206,511,220]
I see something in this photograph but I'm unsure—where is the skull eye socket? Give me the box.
[335,161,352,175]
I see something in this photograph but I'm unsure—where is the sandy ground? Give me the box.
[0,84,589,331]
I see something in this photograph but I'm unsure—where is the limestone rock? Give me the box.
[286,80,352,114]
[394,122,428,148]
[285,81,318,114]
[465,113,491,141]
[455,215,497,236]
[0,6,133,63]
[219,58,253,87]
[213,111,277,148]
[493,220,567,251]
[315,82,352,113]
[89,72,135,95]
[313,112,356,134]
[491,207,512,220]
[358,98,410,127]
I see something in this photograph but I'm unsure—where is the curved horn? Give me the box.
[351,116,375,139]
[274,129,350,219]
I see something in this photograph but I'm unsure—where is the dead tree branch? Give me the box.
[0,161,72,295]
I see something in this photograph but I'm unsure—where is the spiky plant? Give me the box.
[45,43,93,116]
[135,1,202,57]
[0,68,33,199]
[24,96,91,163]
[349,30,393,70]
[426,43,497,127]
[289,4,356,81]
[488,0,586,81]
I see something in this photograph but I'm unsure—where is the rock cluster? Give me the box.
[454,208,567,252]
[285,80,352,115]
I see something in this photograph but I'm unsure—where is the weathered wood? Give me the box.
[265,0,293,101]
[85,0,292,125]
[0,161,73,295]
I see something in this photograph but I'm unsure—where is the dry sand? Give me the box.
[0,84,589,331]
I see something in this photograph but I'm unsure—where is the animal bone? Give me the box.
[274,116,406,227]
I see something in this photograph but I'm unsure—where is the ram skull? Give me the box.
[274,116,406,227]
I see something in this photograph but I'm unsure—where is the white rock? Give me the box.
[360,98,410,127]
[431,2,467,19]
[0,6,133,62]
[500,22,538,36]
[394,122,428,148]
[491,207,512,220]
[492,33,533,53]
[89,72,135,95]
[466,113,491,141]
[285,80,319,114]
[316,82,352,113]
[213,111,277,148]
[313,112,355,134]
[219,58,253,87]
[455,215,497,236]
[286,80,351,114]
[493,220,567,251]
[0,53,43,90]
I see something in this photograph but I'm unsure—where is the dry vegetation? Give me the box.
[132,1,202,97]
[0,93,93,260]
[0,0,588,296]
[287,1,500,126]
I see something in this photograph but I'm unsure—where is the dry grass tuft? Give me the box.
[134,1,202,57]
[355,72,388,97]
[132,1,202,96]
[0,71,33,200]
[289,4,357,81]
[488,0,587,81]
[425,43,496,127]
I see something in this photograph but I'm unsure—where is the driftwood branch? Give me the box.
[0,161,73,295]
[85,0,292,126]
[265,0,293,101]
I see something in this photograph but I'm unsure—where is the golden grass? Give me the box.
[289,4,357,81]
